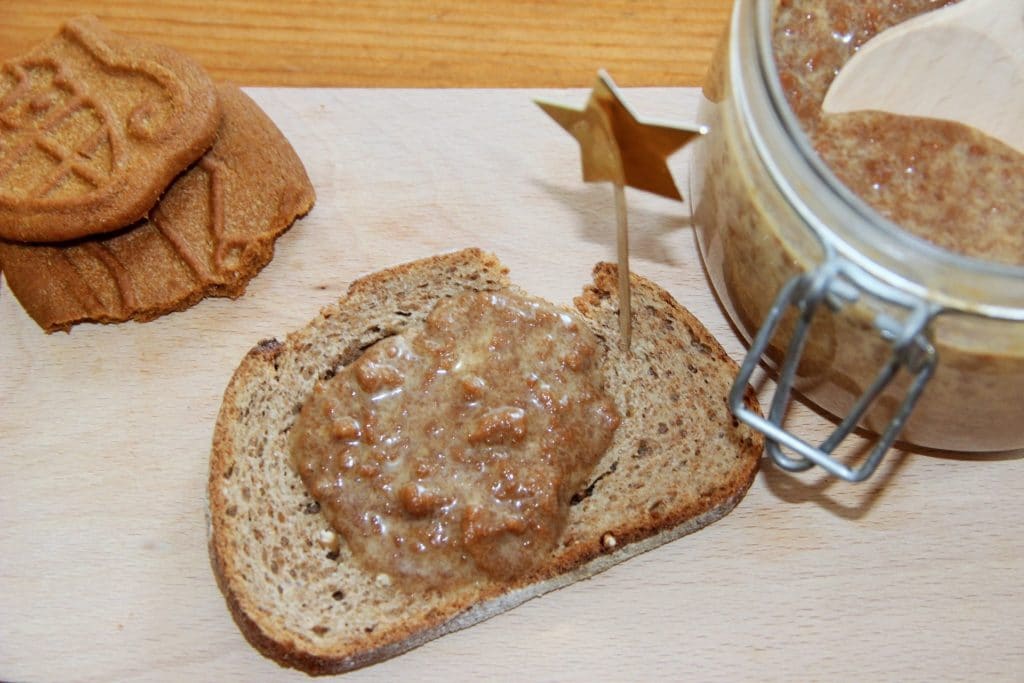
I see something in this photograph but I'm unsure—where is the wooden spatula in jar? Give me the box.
[822,0,1024,153]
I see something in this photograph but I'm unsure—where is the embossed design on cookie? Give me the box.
[0,15,219,243]
[48,147,232,316]
[82,241,139,312]
[0,85,315,332]
[58,248,108,317]
[152,157,227,287]
[0,63,110,203]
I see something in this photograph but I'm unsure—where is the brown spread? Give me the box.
[289,290,620,590]
[773,0,1024,266]
[693,0,1024,451]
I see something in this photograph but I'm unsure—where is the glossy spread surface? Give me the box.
[289,290,619,590]
[773,0,1024,265]
[692,0,1024,451]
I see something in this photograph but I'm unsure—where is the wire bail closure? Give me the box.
[728,255,939,482]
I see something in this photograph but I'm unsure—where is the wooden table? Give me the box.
[2,4,1023,683]
[0,0,730,87]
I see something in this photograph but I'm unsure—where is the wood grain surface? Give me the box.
[1,86,1022,682]
[0,0,731,87]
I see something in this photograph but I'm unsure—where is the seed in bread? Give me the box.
[0,84,315,332]
[208,248,763,674]
[0,15,222,243]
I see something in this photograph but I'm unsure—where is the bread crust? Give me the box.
[208,248,762,675]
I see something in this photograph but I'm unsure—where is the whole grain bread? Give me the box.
[208,248,763,675]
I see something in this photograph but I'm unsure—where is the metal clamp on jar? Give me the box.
[690,0,1024,481]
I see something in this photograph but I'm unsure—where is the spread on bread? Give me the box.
[209,249,763,674]
[289,290,620,590]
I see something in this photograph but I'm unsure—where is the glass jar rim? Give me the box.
[731,0,1024,321]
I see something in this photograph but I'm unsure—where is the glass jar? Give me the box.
[689,0,1024,480]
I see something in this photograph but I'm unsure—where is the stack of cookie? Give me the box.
[0,16,316,332]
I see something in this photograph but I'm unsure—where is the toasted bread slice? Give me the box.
[208,248,763,674]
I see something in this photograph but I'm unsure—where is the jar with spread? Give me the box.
[690,0,1024,480]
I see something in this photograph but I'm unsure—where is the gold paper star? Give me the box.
[535,71,702,352]
[535,70,702,200]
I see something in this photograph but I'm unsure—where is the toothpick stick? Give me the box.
[614,182,631,352]
[535,70,702,354]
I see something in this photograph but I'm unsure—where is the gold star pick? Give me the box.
[536,70,700,200]
[536,70,702,351]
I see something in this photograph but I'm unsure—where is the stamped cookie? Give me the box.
[0,84,315,332]
[0,15,220,242]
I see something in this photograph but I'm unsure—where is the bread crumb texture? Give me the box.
[208,248,762,674]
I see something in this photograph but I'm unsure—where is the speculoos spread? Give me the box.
[693,0,1024,451]
[774,0,1023,265]
[289,290,620,590]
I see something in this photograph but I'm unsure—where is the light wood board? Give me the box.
[1,88,1022,682]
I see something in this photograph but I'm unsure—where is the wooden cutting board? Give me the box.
[2,88,1022,682]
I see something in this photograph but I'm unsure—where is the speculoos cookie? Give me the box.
[0,84,315,332]
[0,15,220,242]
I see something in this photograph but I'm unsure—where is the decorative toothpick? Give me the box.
[536,70,702,351]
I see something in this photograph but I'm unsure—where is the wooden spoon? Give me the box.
[822,0,1024,153]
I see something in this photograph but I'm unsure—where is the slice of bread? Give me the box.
[208,248,763,675]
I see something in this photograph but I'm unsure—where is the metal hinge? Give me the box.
[729,257,938,482]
